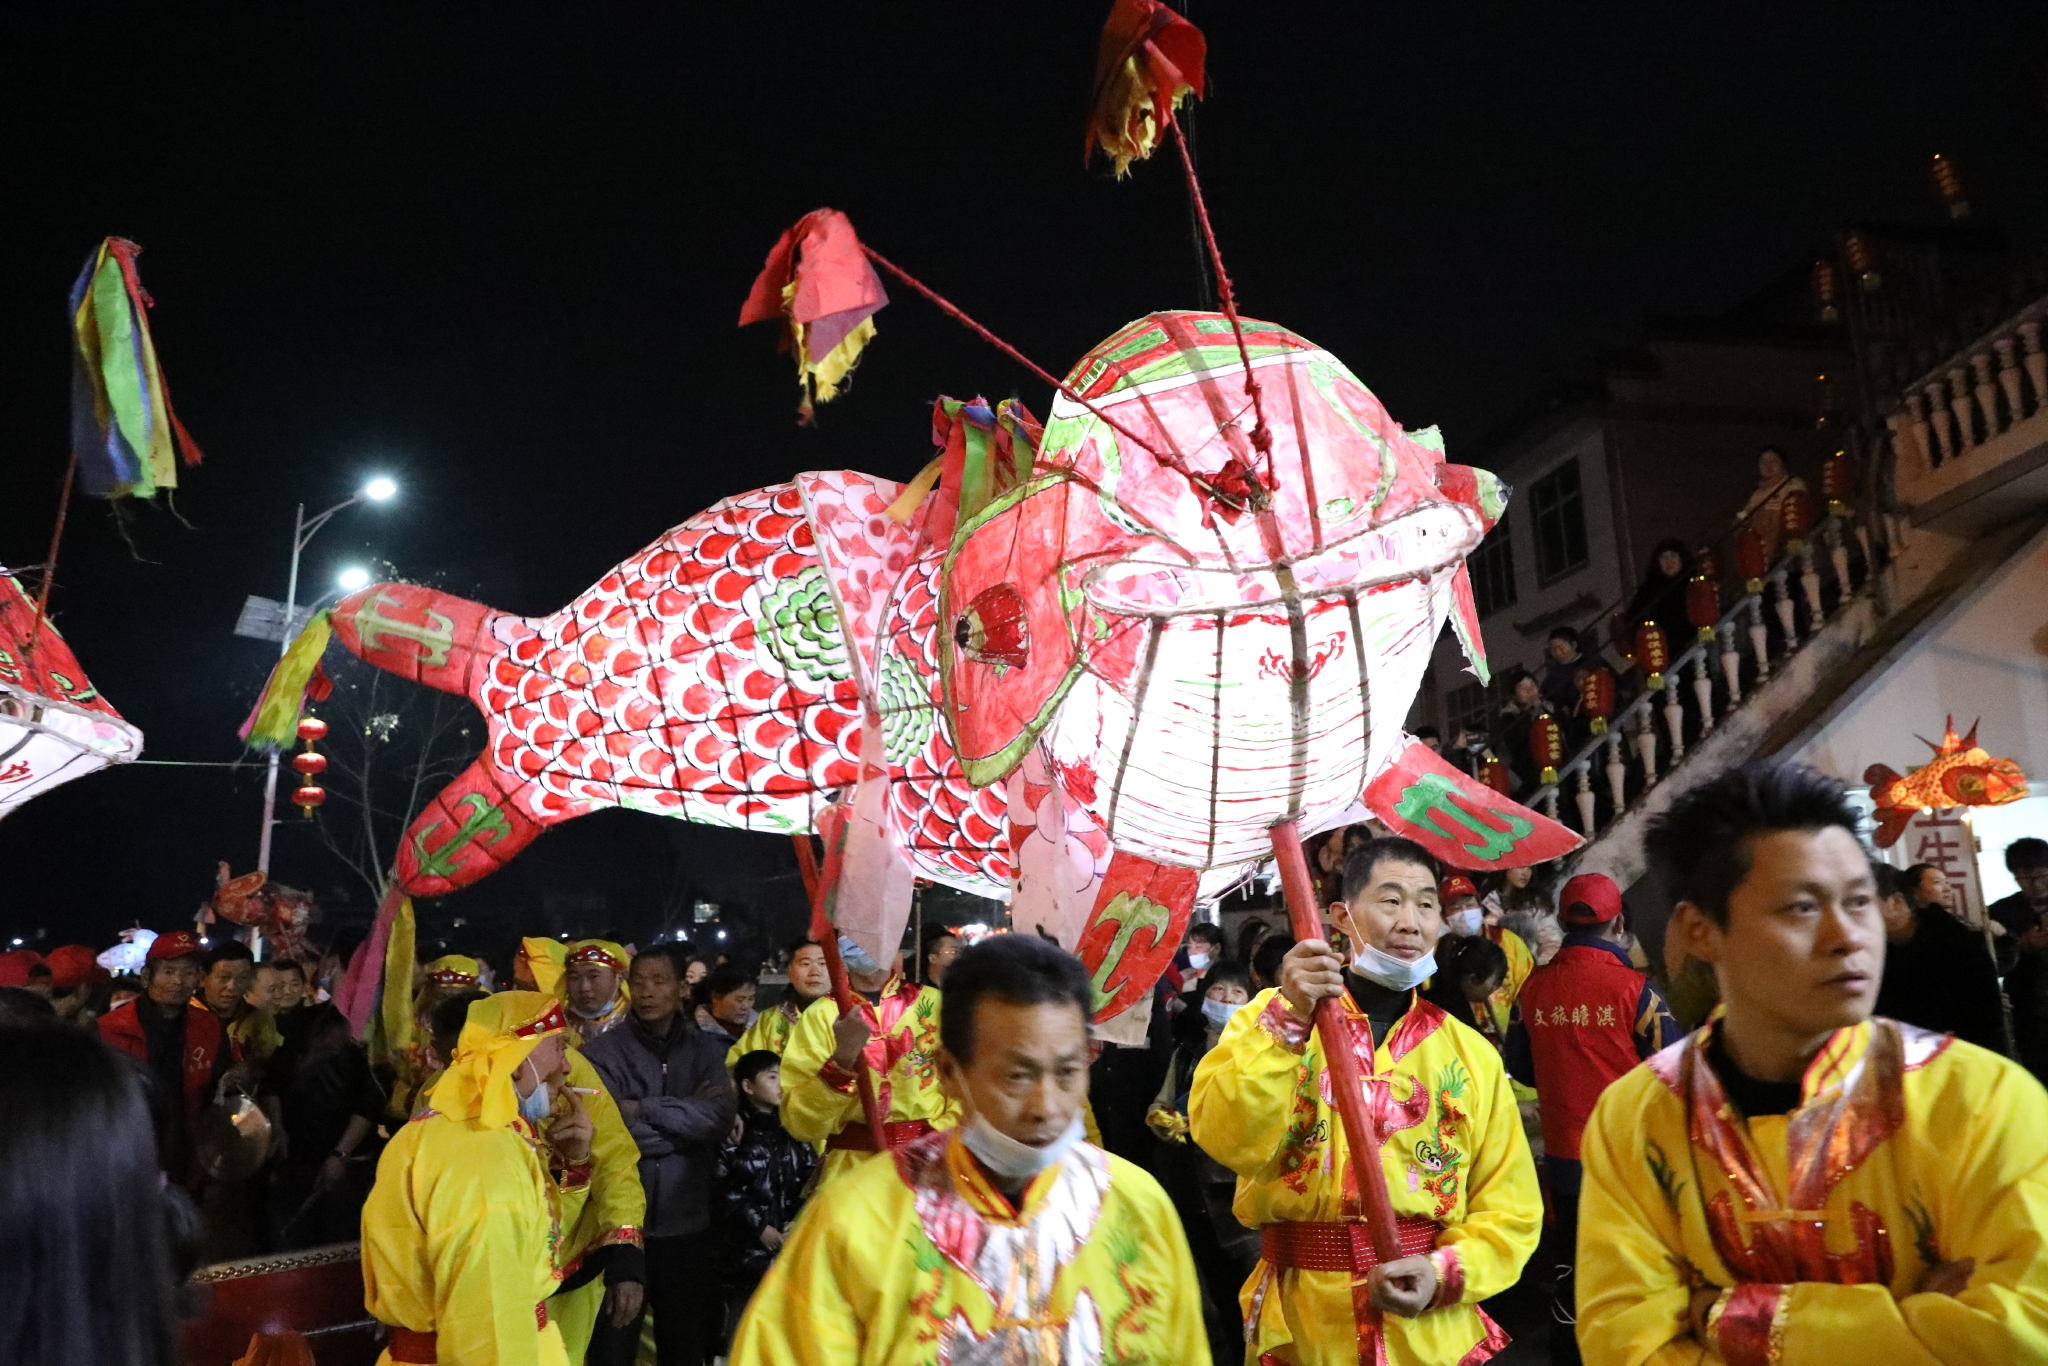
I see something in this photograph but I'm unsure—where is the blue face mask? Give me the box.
[1201,997,1243,1027]
[518,1058,552,1123]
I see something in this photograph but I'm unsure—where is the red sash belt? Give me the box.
[1260,1216,1443,1273]
[825,1119,934,1152]
[388,1328,438,1364]
[386,1301,547,1362]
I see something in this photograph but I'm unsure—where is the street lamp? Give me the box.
[336,566,372,592]
[255,479,398,879]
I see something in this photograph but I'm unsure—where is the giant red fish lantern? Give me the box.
[270,3,1580,1054]
[313,309,1578,1023]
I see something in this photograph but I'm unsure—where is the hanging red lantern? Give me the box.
[1823,449,1853,516]
[1781,488,1817,549]
[1608,612,1636,666]
[1693,543,1721,580]
[297,716,329,744]
[1635,621,1671,691]
[1735,530,1768,591]
[1686,576,1720,640]
[1931,153,1970,220]
[1529,714,1564,787]
[1479,753,1511,796]
[1812,259,1839,322]
[1580,667,1616,736]
[1845,232,1882,290]
[291,751,328,777]
[293,784,327,817]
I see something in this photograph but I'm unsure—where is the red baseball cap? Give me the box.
[45,945,110,992]
[0,950,43,988]
[1559,873,1624,926]
[1440,875,1479,901]
[146,931,206,963]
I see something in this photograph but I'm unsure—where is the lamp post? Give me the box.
[256,479,396,877]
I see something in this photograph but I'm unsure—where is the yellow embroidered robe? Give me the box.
[546,1046,647,1364]
[728,998,806,1069]
[1189,989,1542,1366]
[780,981,958,1184]
[728,1127,1208,1366]
[363,1110,592,1366]
[1576,1017,2048,1365]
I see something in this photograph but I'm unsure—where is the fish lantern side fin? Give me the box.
[1362,734,1583,870]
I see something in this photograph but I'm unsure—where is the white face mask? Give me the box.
[1200,997,1243,1027]
[1352,942,1437,993]
[518,1057,552,1123]
[1186,951,1212,971]
[1444,908,1483,938]
[959,1109,1086,1182]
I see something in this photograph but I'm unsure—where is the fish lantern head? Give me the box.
[940,311,1505,870]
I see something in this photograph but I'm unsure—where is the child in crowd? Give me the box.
[717,1049,818,1330]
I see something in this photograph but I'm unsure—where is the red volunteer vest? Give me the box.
[1517,941,1648,1161]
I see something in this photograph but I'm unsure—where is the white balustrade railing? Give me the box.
[1529,521,1875,833]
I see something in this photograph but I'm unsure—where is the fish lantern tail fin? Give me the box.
[1086,0,1207,175]
[394,758,546,897]
[1362,735,1582,870]
[1871,807,1913,849]
[329,583,510,701]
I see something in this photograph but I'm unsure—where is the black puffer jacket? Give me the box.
[716,1102,819,1284]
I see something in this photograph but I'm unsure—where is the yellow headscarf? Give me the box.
[429,990,569,1130]
[518,937,570,997]
[558,939,631,1007]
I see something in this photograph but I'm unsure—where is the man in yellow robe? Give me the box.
[779,936,957,1184]
[362,991,597,1366]
[559,940,633,1046]
[730,933,1208,1365]
[530,938,647,1366]
[1191,836,1542,1365]
[1576,760,2048,1364]
[726,938,830,1069]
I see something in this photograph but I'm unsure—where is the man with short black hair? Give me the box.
[583,942,734,1366]
[1872,861,2006,1055]
[1990,836,2048,1082]
[726,938,829,1068]
[699,962,757,1049]
[779,935,954,1186]
[1577,760,2048,1362]
[730,935,1206,1364]
[1191,835,1541,1365]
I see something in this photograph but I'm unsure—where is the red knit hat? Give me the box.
[45,945,110,992]
[1559,873,1624,926]
[146,931,205,963]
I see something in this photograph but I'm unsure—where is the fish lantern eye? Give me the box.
[953,584,1030,670]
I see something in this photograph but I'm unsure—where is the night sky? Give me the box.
[4,3,2044,955]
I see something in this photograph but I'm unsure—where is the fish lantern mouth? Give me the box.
[1081,502,1482,616]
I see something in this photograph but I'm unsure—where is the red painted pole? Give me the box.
[1270,819,1402,1263]
[792,834,890,1153]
